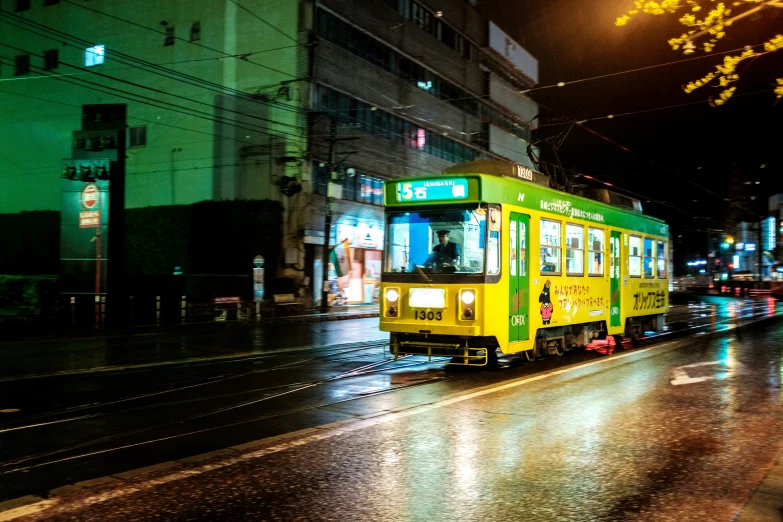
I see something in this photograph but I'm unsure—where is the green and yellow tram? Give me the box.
[379,161,669,366]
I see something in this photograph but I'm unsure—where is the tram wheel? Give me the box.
[553,340,565,357]
[486,348,499,370]
[522,349,537,362]
[612,335,625,350]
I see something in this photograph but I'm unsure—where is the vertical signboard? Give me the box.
[60,104,126,325]
[253,255,265,302]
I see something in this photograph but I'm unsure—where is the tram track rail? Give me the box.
[0,300,777,481]
[0,302,764,434]
[0,353,456,475]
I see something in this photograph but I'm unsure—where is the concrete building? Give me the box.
[0,0,539,305]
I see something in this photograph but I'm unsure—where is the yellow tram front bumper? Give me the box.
[391,339,491,366]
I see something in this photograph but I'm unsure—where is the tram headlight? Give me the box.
[459,289,476,320]
[384,287,400,318]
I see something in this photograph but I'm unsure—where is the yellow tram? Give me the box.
[379,161,670,366]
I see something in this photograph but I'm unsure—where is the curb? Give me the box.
[1,311,780,516]
[0,310,380,346]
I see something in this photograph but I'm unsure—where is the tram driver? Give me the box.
[433,229,461,265]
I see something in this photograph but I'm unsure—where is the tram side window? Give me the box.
[629,235,642,277]
[588,227,604,276]
[565,224,584,276]
[487,230,500,275]
[540,219,561,274]
[643,238,654,278]
[657,240,666,278]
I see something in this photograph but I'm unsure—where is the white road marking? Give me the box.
[670,360,741,386]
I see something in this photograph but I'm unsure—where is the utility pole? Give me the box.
[319,119,360,312]
[320,121,337,312]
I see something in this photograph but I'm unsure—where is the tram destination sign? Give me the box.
[396,178,469,202]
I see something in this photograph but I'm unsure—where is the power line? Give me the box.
[538,88,775,128]
[574,122,765,220]
[0,39,311,139]
[0,54,310,149]
[521,42,771,94]
[0,44,301,84]
[226,0,299,45]
[57,0,301,81]
[0,10,305,116]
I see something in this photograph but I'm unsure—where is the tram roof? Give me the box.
[384,171,669,238]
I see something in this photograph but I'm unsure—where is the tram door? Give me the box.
[610,230,622,327]
[509,213,530,342]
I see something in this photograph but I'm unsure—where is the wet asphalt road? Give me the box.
[1,298,782,520]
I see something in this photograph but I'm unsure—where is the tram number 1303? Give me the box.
[413,310,442,321]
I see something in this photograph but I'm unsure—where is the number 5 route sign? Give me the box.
[396,178,469,202]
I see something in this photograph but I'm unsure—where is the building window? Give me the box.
[85,45,105,67]
[190,22,201,41]
[43,49,58,71]
[643,238,654,277]
[588,227,604,276]
[127,126,147,148]
[629,235,641,277]
[314,9,531,143]
[540,219,561,275]
[15,0,30,12]
[657,240,666,278]
[566,224,584,276]
[14,55,30,76]
[313,84,480,167]
[164,26,175,46]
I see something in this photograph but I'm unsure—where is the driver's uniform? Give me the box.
[433,242,461,262]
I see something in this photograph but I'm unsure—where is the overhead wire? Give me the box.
[0,40,311,139]
[0,9,305,116]
[57,0,300,82]
[0,54,311,151]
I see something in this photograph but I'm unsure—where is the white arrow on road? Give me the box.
[670,360,741,386]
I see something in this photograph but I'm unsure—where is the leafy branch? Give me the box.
[616,1,783,105]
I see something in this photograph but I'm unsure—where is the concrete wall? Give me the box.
[0,0,305,213]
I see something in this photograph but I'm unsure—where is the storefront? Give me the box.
[329,219,384,304]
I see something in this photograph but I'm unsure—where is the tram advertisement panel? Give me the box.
[509,213,530,342]
[610,230,622,327]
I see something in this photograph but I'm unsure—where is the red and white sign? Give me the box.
[81,183,99,210]
[79,211,101,228]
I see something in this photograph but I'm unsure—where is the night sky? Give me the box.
[482,0,782,242]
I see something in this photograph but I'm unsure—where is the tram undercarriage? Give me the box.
[391,314,666,367]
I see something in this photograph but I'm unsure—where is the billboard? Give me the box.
[488,22,538,84]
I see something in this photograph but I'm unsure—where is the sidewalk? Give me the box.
[0,304,382,381]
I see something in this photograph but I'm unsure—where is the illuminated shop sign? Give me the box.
[396,178,468,202]
[763,216,776,251]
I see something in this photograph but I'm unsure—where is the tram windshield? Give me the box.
[384,207,499,275]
